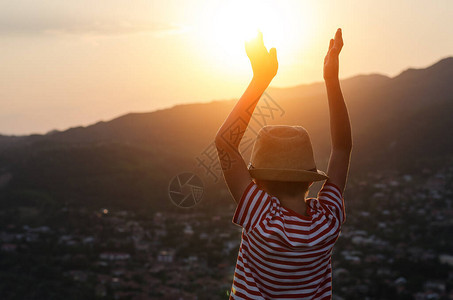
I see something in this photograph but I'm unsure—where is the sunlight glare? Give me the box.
[197,0,312,72]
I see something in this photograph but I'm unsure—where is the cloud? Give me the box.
[0,18,189,38]
[43,21,189,38]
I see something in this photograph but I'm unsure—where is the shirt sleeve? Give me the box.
[232,181,271,232]
[317,180,346,224]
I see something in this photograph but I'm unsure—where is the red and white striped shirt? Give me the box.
[230,180,346,300]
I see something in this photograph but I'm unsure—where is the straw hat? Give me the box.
[247,125,328,182]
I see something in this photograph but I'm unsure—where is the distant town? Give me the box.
[1,165,452,299]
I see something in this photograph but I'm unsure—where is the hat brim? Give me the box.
[249,168,328,182]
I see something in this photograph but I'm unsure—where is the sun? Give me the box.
[210,0,268,46]
[195,0,313,73]
[205,0,303,50]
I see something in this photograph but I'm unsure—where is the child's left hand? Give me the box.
[323,28,343,81]
[245,31,278,82]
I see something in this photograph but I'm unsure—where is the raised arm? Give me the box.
[323,28,352,194]
[215,32,278,203]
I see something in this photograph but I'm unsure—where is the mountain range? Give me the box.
[0,57,452,210]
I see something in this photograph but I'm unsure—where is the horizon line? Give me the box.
[2,55,451,138]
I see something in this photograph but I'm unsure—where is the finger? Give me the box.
[270,47,277,60]
[245,40,252,56]
[258,30,263,42]
[252,30,262,42]
[336,28,343,47]
[332,28,343,54]
[328,39,334,51]
[335,28,342,41]
[257,30,266,49]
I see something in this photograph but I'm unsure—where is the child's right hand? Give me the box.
[245,31,278,82]
[323,28,343,81]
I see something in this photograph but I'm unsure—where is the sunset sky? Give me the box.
[1,0,452,135]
